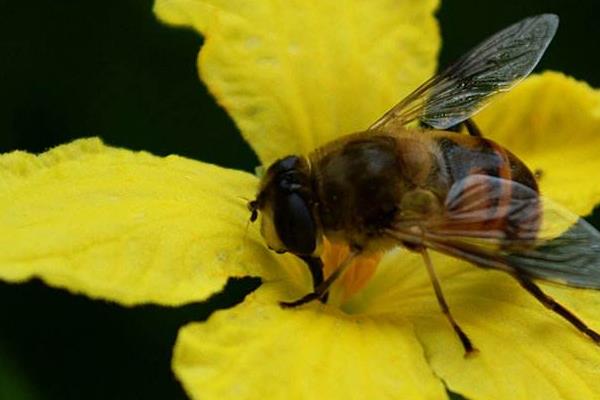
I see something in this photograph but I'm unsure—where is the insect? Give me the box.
[248,14,600,354]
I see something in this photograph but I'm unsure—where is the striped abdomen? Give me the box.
[431,132,540,243]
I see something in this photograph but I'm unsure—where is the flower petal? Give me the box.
[172,296,447,400]
[0,138,281,306]
[347,251,600,400]
[154,0,440,164]
[476,71,600,215]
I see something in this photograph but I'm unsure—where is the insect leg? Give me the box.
[514,274,600,344]
[421,249,477,355]
[299,255,324,290]
[420,118,482,136]
[280,251,359,308]
[462,119,482,137]
[298,255,329,303]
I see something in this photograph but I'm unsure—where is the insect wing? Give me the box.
[369,14,559,132]
[503,206,600,288]
[391,175,600,289]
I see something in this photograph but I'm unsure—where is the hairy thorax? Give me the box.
[310,131,438,251]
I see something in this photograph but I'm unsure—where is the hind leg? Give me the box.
[421,249,477,356]
[515,274,600,344]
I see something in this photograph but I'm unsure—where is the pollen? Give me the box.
[321,239,381,305]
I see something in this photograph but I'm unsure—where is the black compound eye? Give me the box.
[273,192,316,255]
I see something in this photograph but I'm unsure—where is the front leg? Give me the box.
[299,255,328,304]
[280,251,360,308]
[279,291,325,308]
[299,255,324,290]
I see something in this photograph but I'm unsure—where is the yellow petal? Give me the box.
[154,0,440,164]
[476,71,600,215]
[347,251,600,400]
[172,296,446,400]
[0,138,281,306]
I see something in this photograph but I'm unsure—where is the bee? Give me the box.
[248,14,600,354]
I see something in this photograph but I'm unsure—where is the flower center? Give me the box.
[321,239,381,307]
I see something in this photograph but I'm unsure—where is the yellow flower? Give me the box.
[1,1,600,399]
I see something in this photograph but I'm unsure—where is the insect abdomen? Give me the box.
[434,133,540,241]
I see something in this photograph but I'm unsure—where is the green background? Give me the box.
[1,1,599,399]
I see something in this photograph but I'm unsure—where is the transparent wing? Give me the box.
[390,175,600,289]
[370,14,559,132]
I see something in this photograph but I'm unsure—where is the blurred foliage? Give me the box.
[0,343,39,400]
[0,0,598,398]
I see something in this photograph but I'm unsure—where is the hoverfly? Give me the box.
[248,14,600,354]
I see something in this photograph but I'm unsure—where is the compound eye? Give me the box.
[274,192,316,255]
